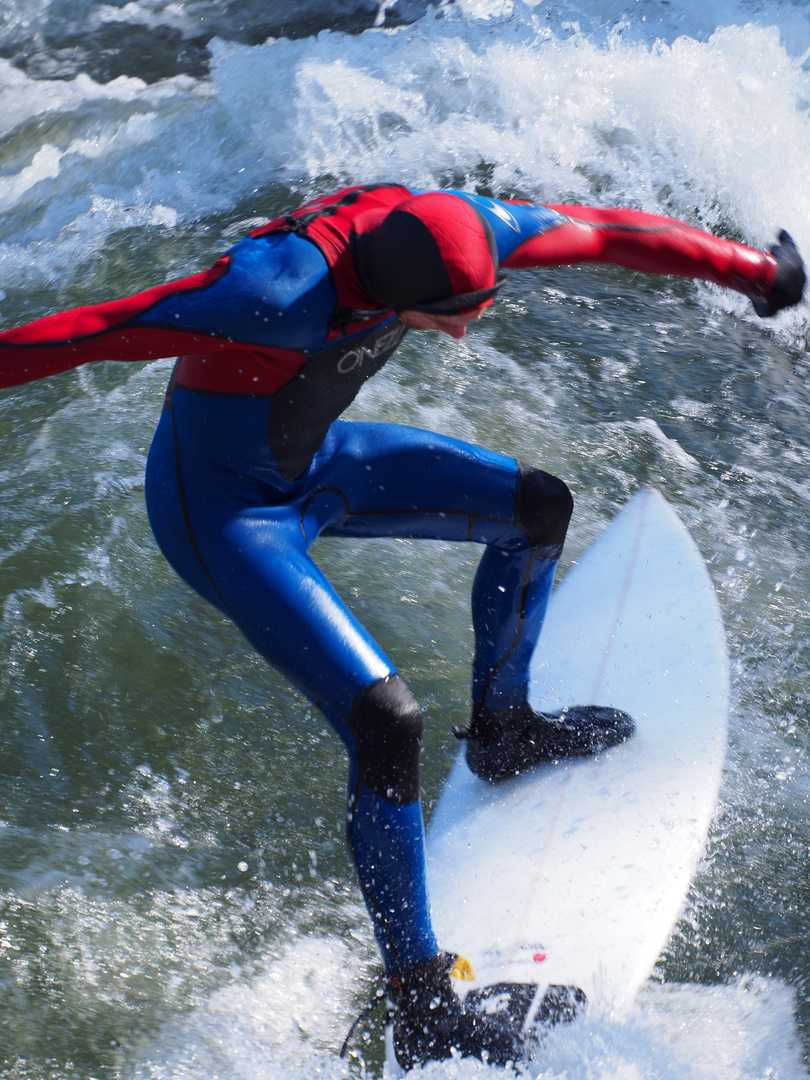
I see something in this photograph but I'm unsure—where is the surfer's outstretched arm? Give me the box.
[0,228,337,392]
[456,191,804,316]
[500,202,805,316]
[0,260,239,390]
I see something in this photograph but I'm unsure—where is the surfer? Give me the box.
[0,184,804,1068]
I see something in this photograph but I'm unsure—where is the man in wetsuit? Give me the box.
[0,184,804,1068]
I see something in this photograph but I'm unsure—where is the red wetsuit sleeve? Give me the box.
[503,205,777,300]
[0,258,233,390]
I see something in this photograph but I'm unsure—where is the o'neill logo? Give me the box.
[336,324,404,375]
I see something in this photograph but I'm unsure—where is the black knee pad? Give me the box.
[514,464,573,559]
[348,675,423,804]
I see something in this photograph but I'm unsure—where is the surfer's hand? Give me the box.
[752,230,806,317]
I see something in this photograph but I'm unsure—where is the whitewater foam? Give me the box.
[0,0,808,328]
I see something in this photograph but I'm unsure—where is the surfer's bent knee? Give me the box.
[349,675,423,805]
[514,463,573,560]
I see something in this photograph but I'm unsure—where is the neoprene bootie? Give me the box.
[458,701,635,782]
[387,953,523,1070]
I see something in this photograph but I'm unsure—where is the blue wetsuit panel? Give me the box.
[418,190,564,264]
[136,232,335,351]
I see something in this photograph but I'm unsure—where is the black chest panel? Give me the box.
[268,319,407,481]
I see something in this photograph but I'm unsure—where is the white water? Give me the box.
[128,961,806,1080]
[1,0,809,312]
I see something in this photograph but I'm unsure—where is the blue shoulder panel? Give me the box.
[418,190,563,263]
[136,232,336,352]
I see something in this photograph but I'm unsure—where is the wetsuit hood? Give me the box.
[351,192,506,315]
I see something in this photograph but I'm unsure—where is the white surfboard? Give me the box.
[422,487,728,1031]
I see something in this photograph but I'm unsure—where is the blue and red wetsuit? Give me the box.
[0,185,781,975]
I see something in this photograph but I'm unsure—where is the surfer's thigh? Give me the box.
[207,511,395,716]
[320,421,570,548]
[145,409,231,611]
[146,413,394,722]
[318,420,520,542]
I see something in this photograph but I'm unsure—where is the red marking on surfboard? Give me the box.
[533,952,547,963]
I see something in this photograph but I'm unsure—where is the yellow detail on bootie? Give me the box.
[449,955,475,981]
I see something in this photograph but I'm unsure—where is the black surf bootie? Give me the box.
[387,953,524,1070]
[458,701,635,782]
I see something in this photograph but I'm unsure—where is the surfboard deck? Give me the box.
[419,487,728,1037]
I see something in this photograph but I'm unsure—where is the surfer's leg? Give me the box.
[471,463,571,709]
[145,400,441,977]
[463,462,633,778]
[464,473,636,778]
